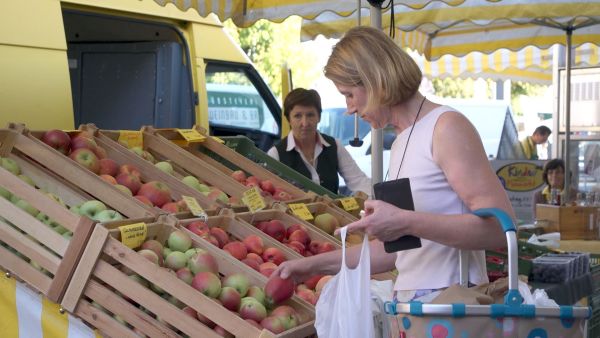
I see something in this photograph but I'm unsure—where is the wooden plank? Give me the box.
[13,131,154,219]
[0,128,19,157]
[61,226,109,312]
[0,244,52,295]
[0,194,68,256]
[0,218,60,273]
[94,259,222,338]
[47,216,95,303]
[84,280,179,338]
[74,299,140,338]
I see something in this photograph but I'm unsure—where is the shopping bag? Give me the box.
[315,226,375,338]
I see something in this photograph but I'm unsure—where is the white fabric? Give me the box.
[315,226,374,338]
[389,105,488,291]
[267,132,372,196]
[16,282,43,338]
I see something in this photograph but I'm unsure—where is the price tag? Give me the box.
[288,203,314,221]
[177,129,205,142]
[242,187,266,212]
[118,130,143,148]
[182,195,208,221]
[118,222,147,249]
[339,197,360,211]
[212,136,225,144]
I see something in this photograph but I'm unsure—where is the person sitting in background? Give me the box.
[533,159,577,213]
[521,126,551,160]
[267,88,372,196]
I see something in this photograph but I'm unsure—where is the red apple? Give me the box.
[115,172,142,195]
[262,247,286,266]
[99,174,117,185]
[69,148,100,174]
[259,179,276,194]
[230,170,247,184]
[223,241,247,260]
[209,227,230,248]
[137,181,172,207]
[118,164,141,178]
[186,220,210,237]
[264,276,295,308]
[161,201,182,213]
[134,195,154,207]
[242,235,264,255]
[99,158,119,176]
[70,135,98,152]
[263,220,286,242]
[272,188,293,201]
[41,129,71,155]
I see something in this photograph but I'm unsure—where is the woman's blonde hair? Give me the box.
[324,26,422,112]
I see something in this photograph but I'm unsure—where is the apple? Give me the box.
[137,181,172,207]
[167,230,192,252]
[14,198,39,216]
[99,158,119,176]
[272,188,293,201]
[130,146,156,163]
[191,271,221,298]
[70,135,98,152]
[223,241,247,260]
[218,286,241,311]
[209,227,230,248]
[41,129,71,155]
[18,174,36,187]
[262,247,286,266]
[314,213,339,235]
[239,297,267,322]
[118,164,141,179]
[263,220,286,242]
[154,161,174,175]
[69,148,100,174]
[222,273,250,297]
[93,209,124,223]
[133,195,153,207]
[230,170,247,184]
[99,174,117,185]
[0,187,12,200]
[259,180,276,194]
[242,235,264,255]
[113,184,133,196]
[115,173,142,195]
[187,250,219,274]
[260,316,286,334]
[181,175,201,190]
[264,276,295,308]
[186,220,210,236]
[0,157,21,175]
[161,201,183,213]
[78,200,107,219]
[93,146,108,159]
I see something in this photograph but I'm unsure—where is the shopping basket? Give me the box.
[384,208,591,338]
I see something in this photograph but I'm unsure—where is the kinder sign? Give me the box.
[491,160,545,223]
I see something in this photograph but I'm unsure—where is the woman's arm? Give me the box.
[336,139,373,197]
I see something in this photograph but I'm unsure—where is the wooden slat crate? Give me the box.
[536,204,598,240]
[62,216,316,338]
[2,125,155,219]
[0,165,95,303]
[326,191,368,219]
[87,124,252,209]
[148,126,319,205]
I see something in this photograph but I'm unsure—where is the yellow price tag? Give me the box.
[242,187,266,212]
[177,129,205,142]
[339,197,360,211]
[288,203,314,221]
[182,195,208,221]
[118,222,147,249]
[118,130,143,149]
[212,136,225,144]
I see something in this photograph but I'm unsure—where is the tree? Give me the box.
[224,17,322,100]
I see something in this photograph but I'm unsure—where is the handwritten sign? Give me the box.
[177,129,205,142]
[242,187,266,212]
[339,197,360,211]
[182,195,208,221]
[119,222,147,249]
[288,203,314,221]
[118,130,143,148]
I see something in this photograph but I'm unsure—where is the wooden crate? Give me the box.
[325,191,368,219]
[149,126,318,204]
[536,204,599,240]
[0,165,95,303]
[62,216,316,338]
[88,124,251,209]
[2,124,155,219]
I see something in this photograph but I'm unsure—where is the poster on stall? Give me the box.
[491,160,546,223]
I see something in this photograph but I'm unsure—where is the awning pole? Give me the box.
[370,4,384,186]
[564,28,573,200]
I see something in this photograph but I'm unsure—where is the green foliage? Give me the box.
[224,18,322,100]
[431,78,476,98]
[511,82,548,116]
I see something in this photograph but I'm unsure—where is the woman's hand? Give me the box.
[341,200,411,241]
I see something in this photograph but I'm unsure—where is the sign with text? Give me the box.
[288,203,314,221]
[119,222,148,249]
[242,187,266,212]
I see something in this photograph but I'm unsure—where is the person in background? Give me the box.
[533,159,577,214]
[521,126,552,160]
[271,26,513,303]
[267,88,372,196]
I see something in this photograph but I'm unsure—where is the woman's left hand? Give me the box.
[339,199,412,241]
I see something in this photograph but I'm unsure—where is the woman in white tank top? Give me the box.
[270,26,515,301]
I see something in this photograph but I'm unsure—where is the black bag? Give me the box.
[373,178,422,253]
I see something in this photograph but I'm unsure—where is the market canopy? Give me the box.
[415,43,600,85]
[151,0,499,27]
[301,0,600,60]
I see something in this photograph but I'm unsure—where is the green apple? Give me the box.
[197,183,210,193]
[0,187,12,200]
[18,174,36,187]
[79,200,107,219]
[0,157,21,175]
[181,175,201,190]
[44,192,66,208]
[14,199,39,217]
[53,224,69,235]
[93,209,124,223]
[154,161,174,175]
[62,231,73,240]
[69,204,81,215]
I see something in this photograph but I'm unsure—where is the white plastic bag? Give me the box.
[315,226,375,338]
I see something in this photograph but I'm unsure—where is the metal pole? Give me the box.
[564,28,573,201]
[370,4,384,185]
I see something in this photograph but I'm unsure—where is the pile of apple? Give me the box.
[40,130,182,211]
[230,170,294,201]
[119,229,305,335]
[184,220,288,277]
[252,219,336,258]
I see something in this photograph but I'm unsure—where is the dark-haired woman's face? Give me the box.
[547,167,565,189]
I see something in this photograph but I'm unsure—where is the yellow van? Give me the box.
[1,0,282,149]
